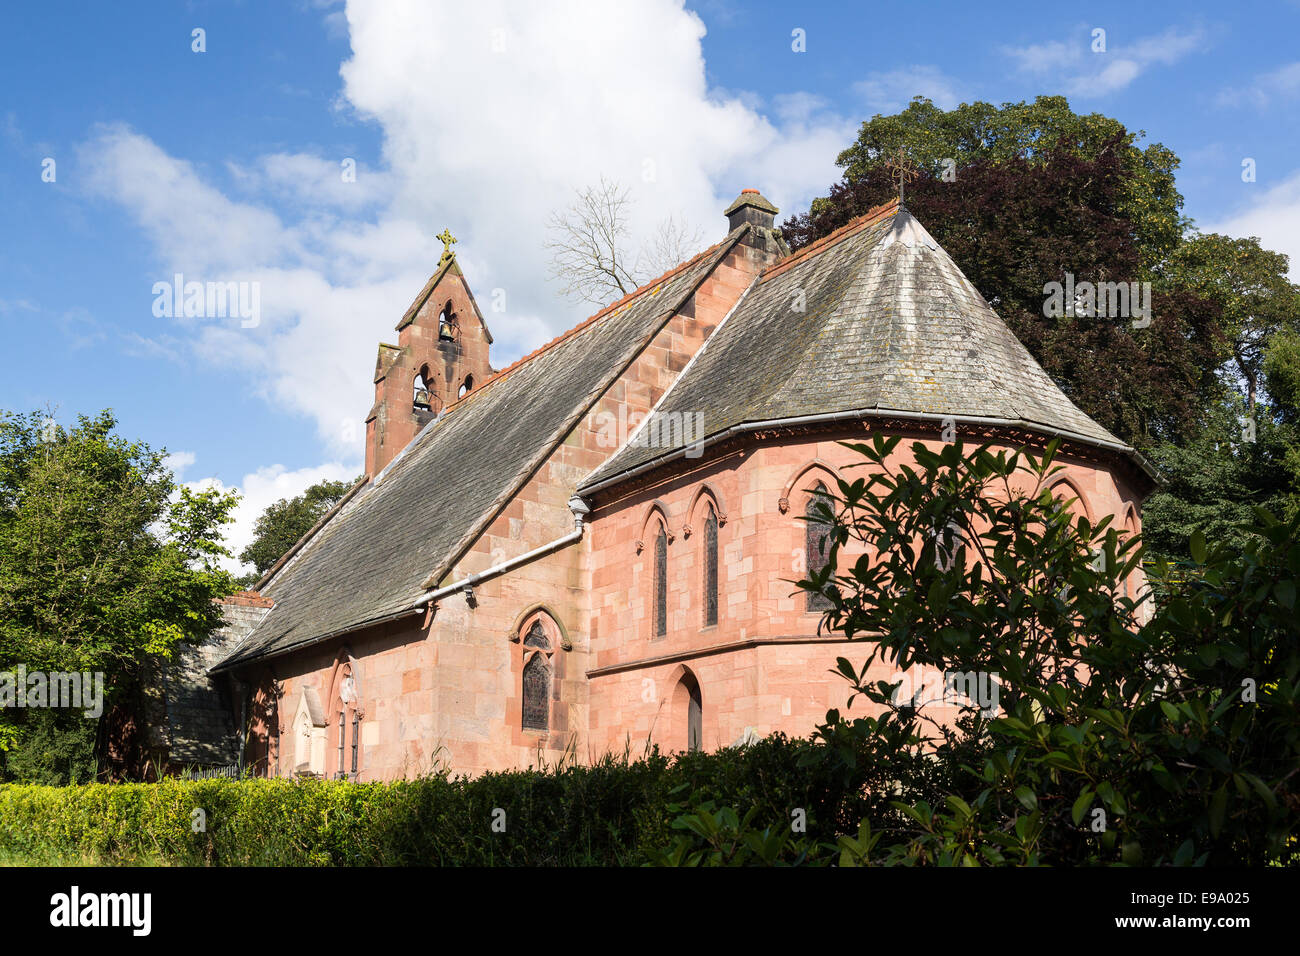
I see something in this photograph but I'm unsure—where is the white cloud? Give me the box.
[1216,61,1300,109]
[164,450,196,478]
[853,66,964,114]
[1005,25,1207,97]
[1208,170,1300,281]
[187,461,359,576]
[226,152,393,211]
[76,0,853,466]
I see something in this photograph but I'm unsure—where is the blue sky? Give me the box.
[2,0,1298,570]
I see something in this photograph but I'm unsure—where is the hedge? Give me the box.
[0,733,883,866]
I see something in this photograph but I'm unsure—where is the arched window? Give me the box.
[1122,505,1140,601]
[933,519,962,571]
[1047,478,1093,526]
[458,374,474,399]
[413,367,433,412]
[805,482,833,611]
[654,524,669,638]
[521,620,553,731]
[327,658,362,780]
[703,503,719,627]
[671,669,703,753]
[438,300,456,341]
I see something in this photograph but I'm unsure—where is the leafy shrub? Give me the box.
[670,435,1300,866]
[0,737,889,866]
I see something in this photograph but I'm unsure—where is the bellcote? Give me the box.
[364,241,495,476]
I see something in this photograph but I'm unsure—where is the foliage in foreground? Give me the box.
[0,733,915,866]
[659,436,1299,865]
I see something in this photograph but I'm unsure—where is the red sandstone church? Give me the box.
[169,191,1152,780]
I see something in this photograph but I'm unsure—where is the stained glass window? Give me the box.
[703,504,718,627]
[522,653,551,731]
[524,621,550,649]
[654,526,668,637]
[806,483,832,611]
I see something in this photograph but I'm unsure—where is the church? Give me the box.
[183,190,1152,780]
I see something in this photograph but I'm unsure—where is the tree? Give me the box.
[0,408,237,782]
[827,94,1186,267]
[1158,234,1300,411]
[545,176,702,306]
[1140,261,1300,560]
[1122,396,1293,561]
[1265,328,1300,426]
[239,477,360,578]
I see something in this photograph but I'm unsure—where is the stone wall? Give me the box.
[583,426,1147,757]
[163,592,271,771]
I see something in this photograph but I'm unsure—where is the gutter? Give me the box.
[579,408,1159,497]
[406,495,590,610]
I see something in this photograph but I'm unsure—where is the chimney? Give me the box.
[723,188,787,259]
[724,188,778,231]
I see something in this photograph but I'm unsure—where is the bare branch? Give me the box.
[640,213,705,280]
[545,177,703,307]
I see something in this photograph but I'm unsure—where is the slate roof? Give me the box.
[213,228,747,670]
[582,200,1137,490]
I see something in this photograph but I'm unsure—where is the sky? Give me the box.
[2,0,1298,573]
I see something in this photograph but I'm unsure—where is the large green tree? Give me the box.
[826,94,1185,267]
[0,409,237,782]
[1157,234,1300,410]
[1141,246,1300,559]
[239,477,360,579]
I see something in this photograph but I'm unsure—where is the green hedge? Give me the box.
[0,734,882,866]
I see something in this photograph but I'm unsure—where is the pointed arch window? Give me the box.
[805,482,833,611]
[672,670,703,753]
[413,366,433,412]
[326,660,361,780]
[703,503,719,627]
[654,524,669,638]
[521,619,554,732]
[438,300,457,341]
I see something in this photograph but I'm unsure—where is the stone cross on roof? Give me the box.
[436,228,457,263]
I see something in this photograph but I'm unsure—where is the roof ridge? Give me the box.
[439,227,744,413]
[762,198,900,282]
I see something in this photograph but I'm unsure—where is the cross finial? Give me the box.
[884,148,919,206]
[436,228,457,263]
